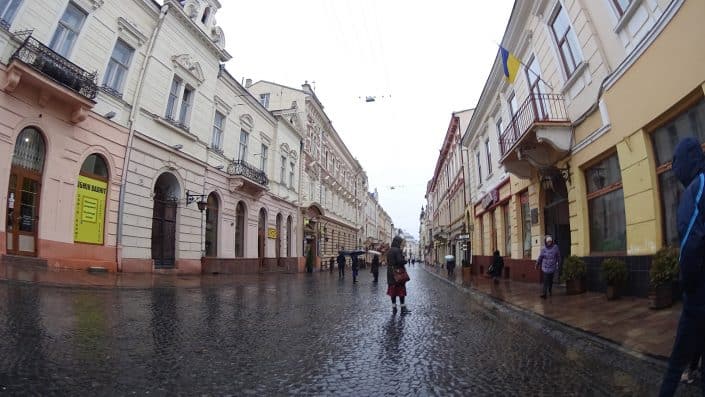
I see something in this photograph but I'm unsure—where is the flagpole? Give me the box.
[497,44,554,91]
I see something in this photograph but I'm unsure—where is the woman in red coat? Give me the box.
[386,236,409,313]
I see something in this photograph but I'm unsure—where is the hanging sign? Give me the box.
[74,175,107,244]
[267,227,278,239]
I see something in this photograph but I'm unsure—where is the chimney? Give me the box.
[245,78,252,88]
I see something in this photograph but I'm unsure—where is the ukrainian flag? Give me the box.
[499,46,521,84]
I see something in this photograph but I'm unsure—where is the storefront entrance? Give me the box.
[151,173,180,269]
[6,128,45,256]
[543,174,571,261]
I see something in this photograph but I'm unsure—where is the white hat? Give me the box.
[545,235,553,242]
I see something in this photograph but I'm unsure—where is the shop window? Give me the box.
[586,154,626,253]
[521,192,531,258]
[652,98,705,247]
[491,210,498,253]
[503,203,511,257]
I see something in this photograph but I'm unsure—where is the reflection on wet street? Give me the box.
[0,267,680,395]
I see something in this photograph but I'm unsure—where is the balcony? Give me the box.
[499,94,572,178]
[227,160,269,196]
[3,35,97,123]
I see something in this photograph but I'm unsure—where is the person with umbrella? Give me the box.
[445,254,456,277]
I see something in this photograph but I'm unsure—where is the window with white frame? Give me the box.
[260,93,270,108]
[178,85,194,125]
[550,4,583,78]
[166,77,181,120]
[0,0,22,27]
[211,111,225,151]
[102,39,134,95]
[238,130,248,161]
[260,144,268,171]
[289,162,295,188]
[49,2,87,57]
[475,150,482,183]
[280,155,286,184]
[611,0,632,16]
[485,139,492,175]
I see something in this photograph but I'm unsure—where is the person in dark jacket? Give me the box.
[387,236,409,313]
[490,250,504,284]
[371,254,380,282]
[446,257,456,277]
[337,251,346,279]
[659,138,705,396]
[329,257,335,273]
[536,235,561,298]
[351,254,360,283]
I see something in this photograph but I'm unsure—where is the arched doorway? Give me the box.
[275,213,282,262]
[258,208,267,264]
[205,192,219,257]
[543,170,571,260]
[6,127,45,256]
[234,201,245,257]
[151,173,180,268]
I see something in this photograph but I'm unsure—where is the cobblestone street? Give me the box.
[0,266,693,396]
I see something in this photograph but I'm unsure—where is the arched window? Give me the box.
[235,201,245,257]
[74,154,109,245]
[286,215,292,257]
[201,6,210,24]
[205,192,219,257]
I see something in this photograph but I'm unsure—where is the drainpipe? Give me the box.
[116,4,169,272]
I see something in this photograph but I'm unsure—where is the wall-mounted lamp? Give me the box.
[186,190,208,211]
[215,164,224,170]
[172,144,183,150]
[104,111,116,119]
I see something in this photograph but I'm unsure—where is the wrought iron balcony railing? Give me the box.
[227,160,269,187]
[499,93,570,157]
[11,35,98,99]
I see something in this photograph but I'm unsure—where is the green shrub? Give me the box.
[560,255,586,283]
[650,247,678,287]
[601,258,628,285]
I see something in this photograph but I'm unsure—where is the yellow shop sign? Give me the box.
[74,175,107,244]
[267,227,278,239]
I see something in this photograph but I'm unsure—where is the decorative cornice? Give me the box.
[74,0,104,12]
[213,95,232,114]
[171,54,204,86]
[117,17,148,47]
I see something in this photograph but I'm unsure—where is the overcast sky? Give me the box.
[218,1,515,239]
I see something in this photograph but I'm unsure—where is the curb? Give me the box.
[422,266,669,371]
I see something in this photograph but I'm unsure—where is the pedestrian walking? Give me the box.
[446,257,456,277]
[329,257,335,274]
[351,254,359,283]
[371,254,380,283]
[337,251,346,279]
[489,250,504,284]
[536,235,561,299]
[659,137,705,396]
[387,236,410,314]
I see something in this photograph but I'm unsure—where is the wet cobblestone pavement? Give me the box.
[0,266,696,396]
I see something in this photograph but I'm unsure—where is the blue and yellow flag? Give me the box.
[499,46,521,84]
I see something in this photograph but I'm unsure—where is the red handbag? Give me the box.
[393,268,410,283]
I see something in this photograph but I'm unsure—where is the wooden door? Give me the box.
[151,197,177,268]
[6,170,41,256]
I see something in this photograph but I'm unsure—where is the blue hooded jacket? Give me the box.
[672,137,705,303]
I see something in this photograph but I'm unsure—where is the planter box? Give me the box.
[650,284,673,309]
[565,278,586,295]
[461,267,472,286]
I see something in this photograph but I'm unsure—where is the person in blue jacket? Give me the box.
[659,137,705,396]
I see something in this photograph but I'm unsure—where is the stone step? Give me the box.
[1,255,48,268]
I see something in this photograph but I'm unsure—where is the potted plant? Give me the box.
[601,258,628,300]
[649,247,679,309]
[560,255,586,295]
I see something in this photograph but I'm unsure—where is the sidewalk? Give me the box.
[424,264,679,361]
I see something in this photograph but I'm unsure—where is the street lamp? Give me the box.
[186,190,208,256]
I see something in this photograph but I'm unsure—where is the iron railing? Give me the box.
[499,93,569,157]
[227,160,269,187]
[11,35,98,99]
